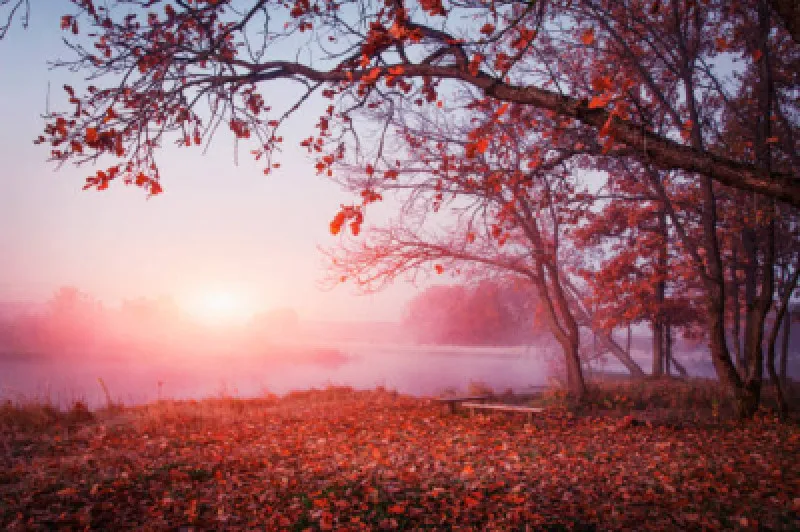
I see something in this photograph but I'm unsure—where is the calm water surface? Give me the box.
[0,343,557,407]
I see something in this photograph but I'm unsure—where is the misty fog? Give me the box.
[1,284,777,409]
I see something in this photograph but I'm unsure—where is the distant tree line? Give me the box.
[403,281,548,346]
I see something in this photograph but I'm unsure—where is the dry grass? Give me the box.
[0,398,94,429]
[518,377,800,424]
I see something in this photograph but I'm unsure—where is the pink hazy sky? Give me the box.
[0,6,418,322]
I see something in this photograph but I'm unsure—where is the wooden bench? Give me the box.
[434,395,492,414]
[461,402,544,421]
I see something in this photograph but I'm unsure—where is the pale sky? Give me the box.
[0,6,418,322]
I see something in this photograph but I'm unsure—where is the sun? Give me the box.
[187,289,249,325]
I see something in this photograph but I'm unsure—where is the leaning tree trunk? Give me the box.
[596,332,646,378]
[560,278,646,378]
[671,354,689,378]
[665,320,688,377]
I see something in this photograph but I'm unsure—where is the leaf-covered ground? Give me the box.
[1,388,798,530]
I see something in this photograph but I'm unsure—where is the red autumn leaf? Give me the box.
[581,28,595,45]
[330,211,346,235]
[588,95,609,109]
[591,76,613,93]
[388,503,406,514]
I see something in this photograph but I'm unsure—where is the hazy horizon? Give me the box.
[0,5,422,324]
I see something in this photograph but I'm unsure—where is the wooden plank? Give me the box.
[433,395,492,403]
[433,396,492,413]
[461,403,544,413]
[461,402,544,421]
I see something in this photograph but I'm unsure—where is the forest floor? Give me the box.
[1,385,798,530]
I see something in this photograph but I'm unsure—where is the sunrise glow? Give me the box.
[185,289,251,325]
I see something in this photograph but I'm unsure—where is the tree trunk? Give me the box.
[626,323,632,356]
[652,208,668,377]
[730,254,745,375]
[560,335,586,400]
[515,195,587,401]
[702,184,756,417]
[681,8,763,418]
[708,289,758,417]
[767,310,789,419]
[652,320,664,377]
[739,0,776,414]
[767,267,799,418]
[742,228,758,374]
[780,310,790,385]
[664,319,672,377]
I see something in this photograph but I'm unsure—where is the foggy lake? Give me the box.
[1,343,561,408]
[0,337,756,409]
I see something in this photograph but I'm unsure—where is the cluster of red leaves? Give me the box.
[1,389,797,530]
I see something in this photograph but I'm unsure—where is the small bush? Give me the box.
[285,385,357,403]
[66,400,94,423]
[0,399,73,429]
[467,380,494,397]
[437,387,459,398]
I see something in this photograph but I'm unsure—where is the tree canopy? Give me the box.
[0,0,790,207]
